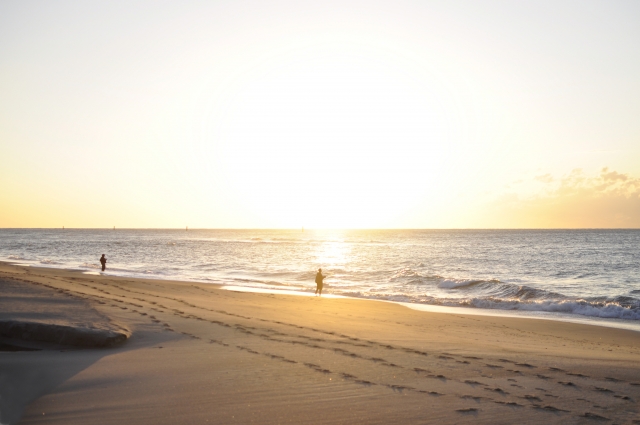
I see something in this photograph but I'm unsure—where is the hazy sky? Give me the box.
[1,1,639,228]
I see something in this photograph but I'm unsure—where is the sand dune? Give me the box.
[1,262,639,424]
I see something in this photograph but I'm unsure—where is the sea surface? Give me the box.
[1,229,639,327]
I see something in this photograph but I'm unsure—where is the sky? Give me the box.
[1,0,639,228]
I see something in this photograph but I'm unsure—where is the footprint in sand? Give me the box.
[533,405,569,413]
[464,380,487,386]
[613,395,631,401]
[460,395,484,401]
[428,374,447,380]
[494,401,523,407]
[404,348,429,356]
[483,387,508,395]
[418,390,442,396]
[580,412,609,421]
[387,384,413,393]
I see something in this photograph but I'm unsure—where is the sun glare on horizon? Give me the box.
[207,43,460,228]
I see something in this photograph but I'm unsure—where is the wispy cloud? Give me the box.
[534,173,554,184]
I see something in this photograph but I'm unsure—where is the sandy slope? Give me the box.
[0,262,639,424]
[0,278,129,349]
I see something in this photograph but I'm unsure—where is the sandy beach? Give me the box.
[1,262,639,424]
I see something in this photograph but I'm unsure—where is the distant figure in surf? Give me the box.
[315,268,325,296]
[100,254,107,271]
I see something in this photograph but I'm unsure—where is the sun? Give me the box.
[213,45,456,228]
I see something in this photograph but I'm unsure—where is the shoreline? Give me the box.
[4,260,640,334]
[221,284,640,333]
[2,262,640,424]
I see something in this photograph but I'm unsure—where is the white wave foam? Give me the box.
[330,289,640,321]
[7,254,29,261]
[468,298,640,320]
[40,259,61,265]
[437,279,480,289]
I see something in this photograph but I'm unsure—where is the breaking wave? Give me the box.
[461,297,640,320]
[333,269,640,321]
[40,259,61,265]
[336,289,640,321]
[6,255,30,261]
[437,278,492,289]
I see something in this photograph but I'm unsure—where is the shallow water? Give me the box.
[1,229,639,324]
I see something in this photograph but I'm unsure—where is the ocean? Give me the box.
[1,229,639,328]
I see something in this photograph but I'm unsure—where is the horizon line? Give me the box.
[2,227,640,231]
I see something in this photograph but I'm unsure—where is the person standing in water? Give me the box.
[315,268,325,296]
[100,254,107,271]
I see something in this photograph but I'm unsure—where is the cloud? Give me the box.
[600,167,628,183]
[479,168,640,228]
[534,173,554,183]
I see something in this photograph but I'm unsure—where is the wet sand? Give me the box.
[1,262,639,424]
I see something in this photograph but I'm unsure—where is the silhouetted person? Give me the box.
[315,268,325,296]
[100,254,107,272]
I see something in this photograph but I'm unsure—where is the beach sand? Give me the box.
[1,262,639,424]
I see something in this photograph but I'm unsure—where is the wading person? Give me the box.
[315,268,325,296]
[100,254,107,271]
